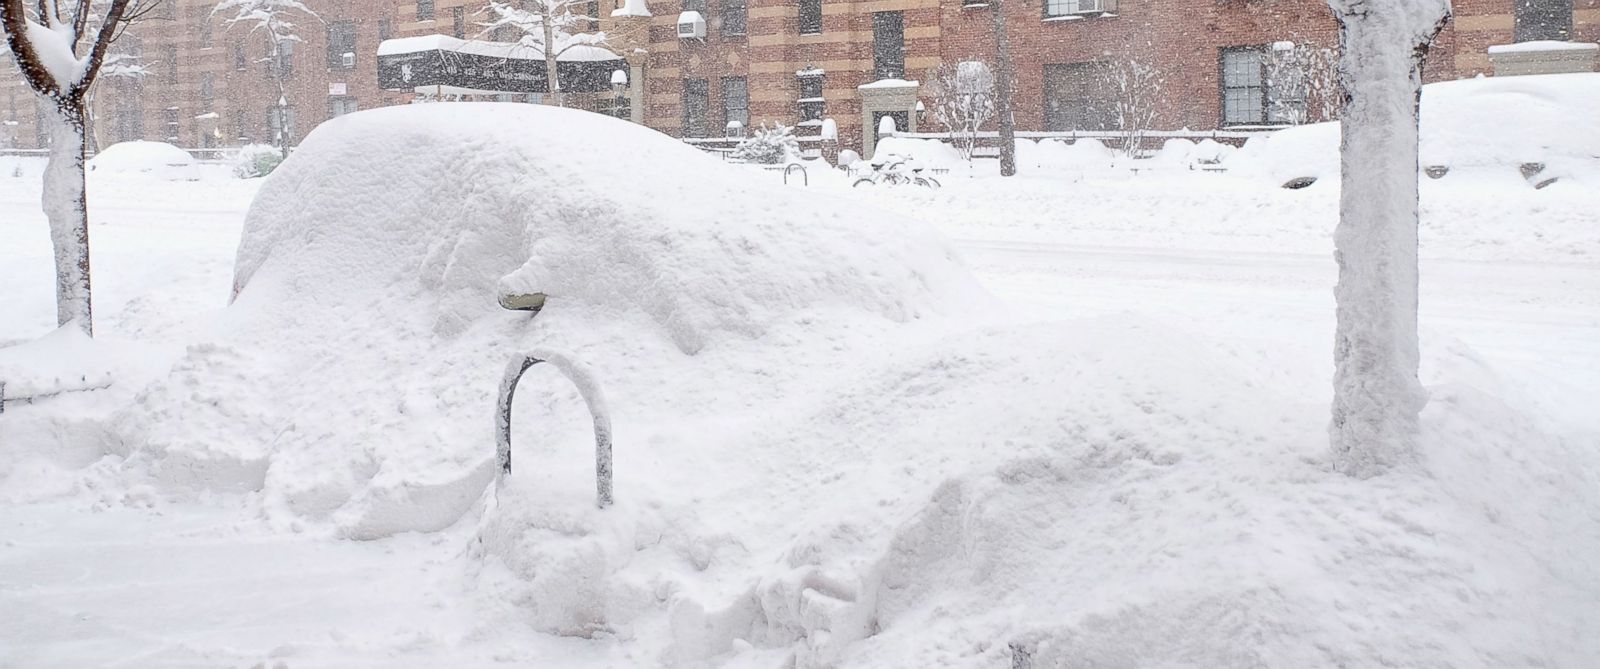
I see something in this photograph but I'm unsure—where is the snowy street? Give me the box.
[3,145,1598,665]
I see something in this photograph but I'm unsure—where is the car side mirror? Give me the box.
[498,291,547,313]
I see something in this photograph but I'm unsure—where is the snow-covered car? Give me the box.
[87,141,200,181]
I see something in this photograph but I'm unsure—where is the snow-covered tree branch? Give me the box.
[1326,0,1450,478]
[214,0,318,156]
[1099,57,1164,158]
[481,0,606,107]
[1,0,138,335]
[928,59,995,163]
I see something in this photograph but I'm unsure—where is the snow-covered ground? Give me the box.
[1,96,1597,668]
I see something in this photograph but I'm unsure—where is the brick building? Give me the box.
[3,0,1596,156]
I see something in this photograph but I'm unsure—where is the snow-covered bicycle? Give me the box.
[852,155,941,189]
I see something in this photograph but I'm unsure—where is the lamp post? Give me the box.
[610,69,629,120]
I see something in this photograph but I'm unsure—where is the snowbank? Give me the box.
[87,141,198,180]
[1229,72,1600,187]
[115,103,993,543]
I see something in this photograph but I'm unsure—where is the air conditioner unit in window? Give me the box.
[677,11,706,39]
[341,52,355,68]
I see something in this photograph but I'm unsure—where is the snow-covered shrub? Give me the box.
[837,149,860,167]
[731,122,800,164]
[231,144,283,178]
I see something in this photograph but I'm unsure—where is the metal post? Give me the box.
[495,350,614,508]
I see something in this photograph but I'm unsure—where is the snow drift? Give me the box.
[114,102,992,540]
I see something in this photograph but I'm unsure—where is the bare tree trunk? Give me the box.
[1327,2,1448,478]
[271,41,290,159]
[989,0,1016,177]
[40,97,94,336]
[544,18,562,107]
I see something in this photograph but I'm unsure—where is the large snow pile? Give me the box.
[113,103,992,539]
[87,141,198,180]
[1229,72,1600,187]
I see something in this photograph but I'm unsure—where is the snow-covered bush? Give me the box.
[231,144,284,178]
[731,122,800,164]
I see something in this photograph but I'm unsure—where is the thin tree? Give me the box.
[1326,0,1450,478]
[482,0,606,108]
[1099,57,1164,158]
[214,0,317,158]
[988,0,1015,176]
[1,0,144,335]
[927,59,995,163]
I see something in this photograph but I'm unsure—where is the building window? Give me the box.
[586,0,600,31]
[872,12,904,81]
[799,0,821,34]
[722,0,747,36]
[1045,0,1116,18]
[683,0,706,11]
[797,72,824,121]
[158,0,175,20]
[270,40,295,77]
[328,96,359,118]
[164,108,180,142]
[682,78,708,138]
[116,105,144,142]
[417,0,435,21]
[379,18,394,41]
[1220,47,1266,125]
[198,10,214,48]
[1043,62,1114,131]
[452,7,466,38]
[327,21,357,69]
[233,108,248,141]
[199,73,215,113]
[721,76,748,135]
[1515,0,1572,41]
[234,42,247,70]
[267,105,296,146]
[164,45,178,82]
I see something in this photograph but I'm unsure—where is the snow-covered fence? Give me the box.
[0,376,114,414]
[496,348,614,508]
[898,127,1273,154]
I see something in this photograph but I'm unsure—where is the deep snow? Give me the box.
[1,98,1597,668]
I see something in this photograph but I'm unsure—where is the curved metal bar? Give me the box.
[784,162,808,186]
[495,349,614,508]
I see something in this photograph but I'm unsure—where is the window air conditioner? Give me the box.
[677,11,706,39]
[341,52,355,69]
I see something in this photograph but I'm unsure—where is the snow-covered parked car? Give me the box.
[87,141,200,181]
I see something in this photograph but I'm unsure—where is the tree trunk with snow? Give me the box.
[41,100,94,334]
[989,0,1016,177]
[543,16,561,107]
[3,0,134,336]
[1326,0,1449,478]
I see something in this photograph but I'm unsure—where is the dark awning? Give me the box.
[377,35,625,94]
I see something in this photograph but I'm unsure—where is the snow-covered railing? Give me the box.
[495,348,614,508]
[0,376,114,414]
[896,128,1273,141]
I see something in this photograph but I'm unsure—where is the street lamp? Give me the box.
[610,69,629,120]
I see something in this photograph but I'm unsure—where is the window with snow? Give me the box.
[797,73,825,121]
[1220,47,1266,126]
[200,73,215,114]
[452,7,466,38]
[165,45,178,82]
[234,42,247,71]
[873,11,905,80]
[799,0,821,34]
[722,77,749,134]
[164,108,180,142]
[1043,62,1115,131]
[327,22,358,70]
[327,97,359,118]
[1045,0,1115,18]
[417,0,436,22]
[1515,0,1573,42]
[682,78,709,138]
[722,0,748,36]
[197,9,214,48]
[683,0,707,11]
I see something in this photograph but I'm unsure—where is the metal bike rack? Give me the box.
[784,162,808,186]
[495,349,614,508]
